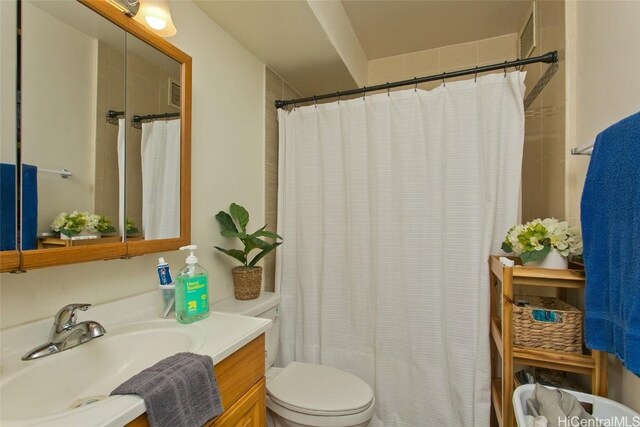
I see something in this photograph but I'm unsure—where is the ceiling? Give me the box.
[342,0,531,60]
[194,0,531,97]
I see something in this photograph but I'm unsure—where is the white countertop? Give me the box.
[0,291,272,427]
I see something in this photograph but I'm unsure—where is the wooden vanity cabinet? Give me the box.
[128,334,266,427]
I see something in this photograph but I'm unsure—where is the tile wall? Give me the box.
[264,67,301,292]
[368,33,517,90]
[521,0,566,222]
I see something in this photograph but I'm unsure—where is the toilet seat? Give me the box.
[267,362,374,416]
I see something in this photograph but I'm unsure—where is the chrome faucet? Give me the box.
[22,303,106,361]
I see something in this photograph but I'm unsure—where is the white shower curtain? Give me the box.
[276,72,526,427]
[141,119,181,240]
[117,118,126,236]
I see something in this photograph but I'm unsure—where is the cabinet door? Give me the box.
[211,377,266,427]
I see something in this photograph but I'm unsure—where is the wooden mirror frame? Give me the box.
[0,0,191,272]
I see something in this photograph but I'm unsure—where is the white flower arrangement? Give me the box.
[51,211,115,237]
[502,218,582,263]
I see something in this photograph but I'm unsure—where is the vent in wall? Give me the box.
[519,2,536,58]
[168,78,181,109]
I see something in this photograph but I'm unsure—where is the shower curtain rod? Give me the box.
[132,112,180,123]
[275,51,558,109]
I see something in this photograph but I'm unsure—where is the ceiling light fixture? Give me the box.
[107,0,140,17]
[133,0,177,37]
[107,0,177,37]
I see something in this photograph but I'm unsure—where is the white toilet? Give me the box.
[212,292,375,427]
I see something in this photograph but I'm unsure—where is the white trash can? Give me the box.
[513,384,640,427]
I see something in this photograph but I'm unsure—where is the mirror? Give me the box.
[1,0,191,271]
[21,0,127,250]
[125,35,181,242]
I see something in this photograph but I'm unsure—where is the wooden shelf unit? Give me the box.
[489,256,608,427]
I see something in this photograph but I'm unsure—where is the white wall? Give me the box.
[566,0,640,412]
[0,0,265,329]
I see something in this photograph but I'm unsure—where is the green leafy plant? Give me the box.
[502,218,582,264]
[95,215,116,234]
[126,218,139,235]
[50,211,114,236]
[214,203,283,268]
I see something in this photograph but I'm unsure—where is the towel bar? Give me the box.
[571,143,593,156]
[39,168,72,178]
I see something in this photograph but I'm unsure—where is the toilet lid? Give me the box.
[267,362,374,416]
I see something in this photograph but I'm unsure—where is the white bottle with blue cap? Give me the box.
[175,245,210,324]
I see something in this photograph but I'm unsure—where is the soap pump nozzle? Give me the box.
[180,245,198,264]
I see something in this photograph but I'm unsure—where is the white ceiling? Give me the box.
[194,0,532,97]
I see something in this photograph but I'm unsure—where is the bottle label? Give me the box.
[183,277,208,316]
[157,264,173,286]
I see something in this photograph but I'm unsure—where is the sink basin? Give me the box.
[0,321,204,421]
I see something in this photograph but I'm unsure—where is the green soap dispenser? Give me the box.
[175,245,209,324]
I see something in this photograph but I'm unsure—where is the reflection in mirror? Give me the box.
[0,0,18,253]
[21,0,126,250]
[125,35,181,241]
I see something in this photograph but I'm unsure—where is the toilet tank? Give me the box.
[211,292,281,369]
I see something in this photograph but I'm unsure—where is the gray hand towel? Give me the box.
[111,352,223,427]
[526,384,596,427]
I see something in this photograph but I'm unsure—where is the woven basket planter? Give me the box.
[512,296,583,354]
[232,266,262,300]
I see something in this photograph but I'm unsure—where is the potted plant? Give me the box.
[501,218,582,269]
[214,203,283,300]
[50,211,115,239]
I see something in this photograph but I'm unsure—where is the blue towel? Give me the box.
[581,111,640,375]
[0,163,38,251]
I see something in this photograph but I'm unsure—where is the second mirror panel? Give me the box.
[21,0,126,250]
[125,35,181,242]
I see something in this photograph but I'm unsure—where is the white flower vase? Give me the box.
[524,249,569,269]
[60,230,101,240]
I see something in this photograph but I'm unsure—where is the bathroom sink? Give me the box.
[0,321,205,422]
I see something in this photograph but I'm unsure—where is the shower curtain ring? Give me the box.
[363,87,366,101]
[504,61,508,77]
[313,96,317,108]
[474,66,479,82]
[442,72,446,87]
[414,77,417,92]
[336,91,340,104]
[292,99,297,110]
[387,83,390,97]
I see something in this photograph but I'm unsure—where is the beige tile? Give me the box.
[478,34,518,65]
[262,252,276,292]
[540,58,565,108]
[265,164,278,211]
[538,0,565,53]
[368,55,403,85]
[439,41,477,72]
[522,161,544,220]
[283,82,301,101]
[266,67,283,108]
[265,212,278,233]
[541,105,565,154]
[402,48,439,79]
[523,61,541,101]
[265,115,278,167]
[542,159,566,220]
[417,81,441,92]
[523,116,542,167]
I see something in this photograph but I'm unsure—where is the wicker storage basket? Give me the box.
[231,266,262,300]
[512,296,583,354]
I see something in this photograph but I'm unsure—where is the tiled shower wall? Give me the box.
[264,67,301,292]
[520,0,566,222]
[368,33,517,89]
